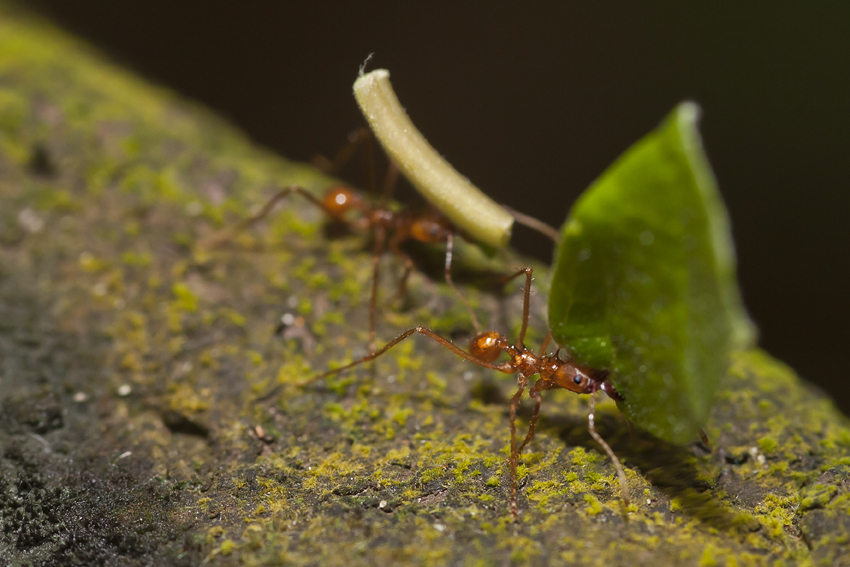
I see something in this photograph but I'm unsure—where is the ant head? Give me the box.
[550,363,596,395]
[322,186,363,219]
[410,216,451,244]
[469,331,507,363]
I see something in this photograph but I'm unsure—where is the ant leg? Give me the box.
[499,268,535,347]
[517,383,544,454]
[392,257,414,304]
[508,377,530,520]
[623,414,637,443]
[360,128,377,197]
[386,230,414,303]
[443,233,482,333]
[199,184,329,250]
[368,225,388,354]
[303,325,516,386]
[698,428,711,449]
[386,231,482,336]
[587,388,630,507]
[501,205,560,243]
[536,331,552,357]
[381,161,400,202]
[313,126,375,189]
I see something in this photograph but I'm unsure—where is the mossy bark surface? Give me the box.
[1,5,849,566]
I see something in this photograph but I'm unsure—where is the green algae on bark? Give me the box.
[1,3,850,566]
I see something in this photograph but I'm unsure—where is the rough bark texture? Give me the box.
[1,5,849,566]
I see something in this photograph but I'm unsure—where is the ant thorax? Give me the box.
[366,207,395,230]
[469,330,619,398]
[509,349,540,378]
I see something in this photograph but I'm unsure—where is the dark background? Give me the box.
[21,1,850,413]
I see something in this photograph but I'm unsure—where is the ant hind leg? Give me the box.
[198,184,329,250]
[302,325,514,387]
[508,380,528,520]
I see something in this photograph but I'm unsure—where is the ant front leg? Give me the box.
[303,325,514,387]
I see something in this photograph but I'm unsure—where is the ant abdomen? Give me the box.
[470,331,506,363]
[321,186,362,219]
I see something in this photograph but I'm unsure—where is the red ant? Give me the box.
[199,128,558,353]
[311,267,630,519]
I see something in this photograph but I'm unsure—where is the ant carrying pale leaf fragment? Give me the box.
[198,127,488,352]
[199,125,557,354]
[353,68,560,247]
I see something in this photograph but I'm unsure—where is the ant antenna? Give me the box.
[501,205,560,243]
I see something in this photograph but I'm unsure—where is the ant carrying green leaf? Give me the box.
[307,267,630,519]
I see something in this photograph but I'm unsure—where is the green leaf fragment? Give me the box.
[548,102,756,444]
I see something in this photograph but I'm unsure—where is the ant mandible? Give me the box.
[311,266,630,519]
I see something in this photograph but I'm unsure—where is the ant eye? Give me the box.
[573,376,582,385]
